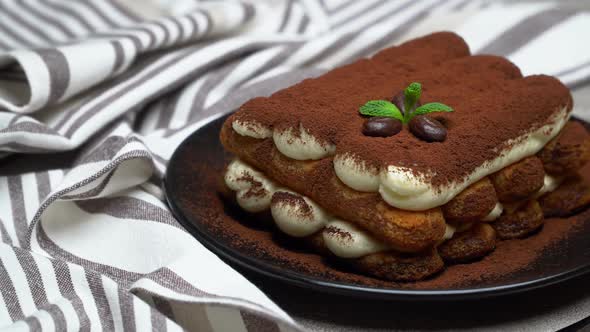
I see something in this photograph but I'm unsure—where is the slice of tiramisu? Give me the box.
[219,32,590,281]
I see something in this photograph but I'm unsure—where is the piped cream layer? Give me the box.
[224,159,388,258]
[231,106,569,211]
[225,159,470,258]
[341,106,570,210]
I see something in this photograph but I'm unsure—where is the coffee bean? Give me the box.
[362,117,402,137]
[409,115,447,142]
[391,91,421,115]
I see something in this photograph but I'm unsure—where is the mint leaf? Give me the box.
[359,100,403,121]
[403,82,421,122]
[412,102,454,117]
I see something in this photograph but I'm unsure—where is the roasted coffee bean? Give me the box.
[409,115,447,142]
[391,91,421,115]
[362,117,402,137]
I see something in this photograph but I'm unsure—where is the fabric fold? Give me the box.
[0,1,254,115]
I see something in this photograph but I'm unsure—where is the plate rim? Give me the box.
[164,114,590,300]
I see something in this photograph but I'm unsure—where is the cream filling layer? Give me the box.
[482,202,504,222]
[273,123,336,160]
[270,190,329,237]
[223,155,561,259]
[537,174,564,197]
[366,107,568,210]
[458,174,560,223]
[232,119,273,139]
[231,119,335,160]
[224,159,276,213]
[322,220,389,258]
[269,189,390,257]
[224,159,392,258]
[443,224,456,240]
[333,153,380,192]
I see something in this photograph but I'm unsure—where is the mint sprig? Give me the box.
[359,82,453,124]
[359,100,403,121]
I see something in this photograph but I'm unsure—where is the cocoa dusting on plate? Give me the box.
[227,32,572,189]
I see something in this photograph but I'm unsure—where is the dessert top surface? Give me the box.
[228,32,573,188]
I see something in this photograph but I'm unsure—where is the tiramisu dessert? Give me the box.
[219,32,590,281]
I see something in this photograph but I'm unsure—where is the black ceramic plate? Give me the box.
[164,115,590,300]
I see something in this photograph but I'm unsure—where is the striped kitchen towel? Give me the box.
[0,0,589,331]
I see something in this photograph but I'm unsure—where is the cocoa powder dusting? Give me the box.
[242,186,268,199]
[227,32,573,188]
[271,191,313,220]
[324,226,353,241]
[237,173,267,199]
